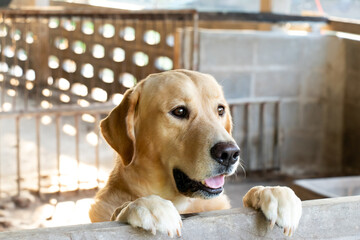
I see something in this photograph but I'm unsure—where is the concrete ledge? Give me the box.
[2,196,360,240]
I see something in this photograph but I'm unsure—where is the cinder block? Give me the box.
[345,71,360,105]
[300,71,326,99]
[279,101,300,130]
[344,38,360,72]
[208,71,252,98]
[199,30,255,68]
[344,103,360,131]
[254,71,300,97]
[256,35,304,66]
[301,35,345,72]
[301,102,325,130]
[281,130,323,175]
[325,103,343,134]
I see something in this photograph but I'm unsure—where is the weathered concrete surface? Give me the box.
[1,196,360,240]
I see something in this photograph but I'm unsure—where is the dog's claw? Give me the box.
[176,228,181,237]
[269,219,276,230]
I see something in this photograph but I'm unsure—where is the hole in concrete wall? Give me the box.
[26,32,34,44]
[4,45,14,58]
[41,115,52,125]
[91,87,107,102]
[133,51,149,67]
[47,76,54,85]
[0,24,7,37]
[81,63,94,78]
[82,114,95,123]
[112,93,124,105]
[119,73,136,88]
[155,56,173,71]
[55,37,69,50]
[71,83,88,97]
[144,30,161,45]
[62,19,76,31]
[62,59,77,73]
[99,23,115,38]
[57,78,70,91]
[11,29,21,41]
[92,44,105,59]
[2,102,12,111]
[42,88,52,97]
[26,69,36,81]
[7,89,16,97]
[41,100,52,109]
[77,99,89,107]
[99,68,114,83]
[72,40,86,54]
[0,62,9,72]
[26,82,34,90]
[112,47,125,62]
[63,124,76,136]
[17,48,27,61]
[60,93,70,103]
[10,65,23,77]
[166,34,174,47]
[48,17,60,28]
[49,55,60,69]
[82,20,94,35]
[120,26,135,41]
[10,78,19,86]
[86,131,98,146]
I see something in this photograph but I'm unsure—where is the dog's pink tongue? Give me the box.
[204,175,225,189]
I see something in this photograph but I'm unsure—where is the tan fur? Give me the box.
[89,70,302,237]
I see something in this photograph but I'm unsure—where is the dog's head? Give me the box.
[101,70,240,199]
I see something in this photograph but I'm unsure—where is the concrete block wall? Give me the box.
[343,38,360,174]
[197,29,347,176]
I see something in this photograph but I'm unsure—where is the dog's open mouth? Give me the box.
[173,169,224,198]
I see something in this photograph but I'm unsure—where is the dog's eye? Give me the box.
[218,105,225,116]
[171,106,189,119]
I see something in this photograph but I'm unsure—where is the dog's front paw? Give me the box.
[113,195,182,238]
[243,186,302,237]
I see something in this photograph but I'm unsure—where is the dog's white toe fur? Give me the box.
[115,195,182,238]
[243,186,302,237]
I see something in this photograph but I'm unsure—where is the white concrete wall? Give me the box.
[197,29,347,176]
[3,196,360,239]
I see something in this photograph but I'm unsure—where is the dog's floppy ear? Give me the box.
[100,87,140,166]
[225,106,233,134]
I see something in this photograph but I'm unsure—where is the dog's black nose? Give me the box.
[210,142,240,166]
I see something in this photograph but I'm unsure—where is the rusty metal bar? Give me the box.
[273,101,280,170]
[258,103,265,171]
[15,116,20,195]
[24,16,30,111]
[95,113,100,187]
[11,18,17,111]
[36,115,41,194]
[192,12,199,71]
[244,103,250,170]
[0,15,5,109]
[0,103,114,119]
[0,8,197,19]
[74,114,80,191]
[55,114,61,193]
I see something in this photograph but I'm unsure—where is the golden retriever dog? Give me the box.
[89,69,302,237]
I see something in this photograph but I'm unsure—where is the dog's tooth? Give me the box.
[201,180,206,185]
